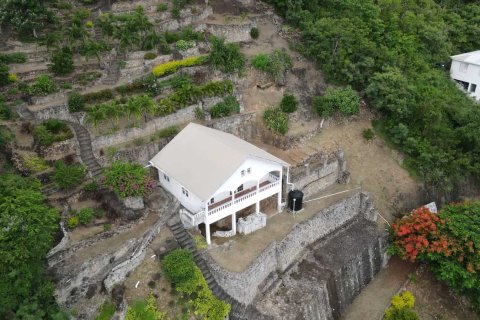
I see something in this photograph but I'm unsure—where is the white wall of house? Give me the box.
[157,169,204,214]
[208,157,282,203]
[450,60,480,100]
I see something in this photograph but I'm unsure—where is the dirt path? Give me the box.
[341,257,416,320]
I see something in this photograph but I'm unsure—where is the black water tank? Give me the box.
[288,190,304,211]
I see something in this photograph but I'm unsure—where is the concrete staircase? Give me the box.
[168,220,265,320]
[68,122,102,177]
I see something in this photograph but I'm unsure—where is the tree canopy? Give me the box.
[0,173,65,319]
[268,0,480,195]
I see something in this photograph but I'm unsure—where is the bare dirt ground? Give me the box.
[407,266,477,320]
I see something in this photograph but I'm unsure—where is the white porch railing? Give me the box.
[180,209,205,227]
[208,178,281,218]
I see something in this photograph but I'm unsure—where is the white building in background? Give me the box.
[149,123,290,244]
[450,50,480,100]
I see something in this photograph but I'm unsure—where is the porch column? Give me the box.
[277,168,283,212]
[205,222,211,245]
[232,212,236,235]
[256,180,260,213]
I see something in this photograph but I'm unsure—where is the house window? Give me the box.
[247,167,251,174]
[182,187,189,197]
[241,170,245,177]
[210,198,214,204]
[237,184,244,192]
[469,83,477,93]
[163,174,170,182]
[459,62,468,73]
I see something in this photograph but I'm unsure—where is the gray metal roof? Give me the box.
[149,123,289,201]
[451,50,480,66]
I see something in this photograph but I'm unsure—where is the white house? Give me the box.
[450,50,480,100]
[149,123,290,244]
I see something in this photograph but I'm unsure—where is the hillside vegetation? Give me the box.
[268,0,480,194]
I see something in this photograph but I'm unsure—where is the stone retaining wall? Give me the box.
[91,104,197,151]
[203,192,377,305]
[203,21,257,43]
[291,150,349,198]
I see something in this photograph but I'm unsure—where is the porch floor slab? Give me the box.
[206,183,360,273]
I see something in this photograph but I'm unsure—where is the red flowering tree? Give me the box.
[389,202,480,310]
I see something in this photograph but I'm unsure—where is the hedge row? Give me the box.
[152,55,208,77]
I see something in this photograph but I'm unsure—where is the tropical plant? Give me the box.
[28,74,57,96]
[23,154,49,173]
[85,106,106,128]
[67,216,79,229]
[0,0,57,37]
[363,128,375,141]
[95,301,115,320]
[263,107,289,135]
[53,161,86,190]
[280,93,297,113]
[49,47,74,75]
[68,91,85,112]
[209,37,245,74]
[99,161,155,198]
[0,52,27,64]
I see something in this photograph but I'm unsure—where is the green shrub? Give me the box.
[153,126,180,139]
[100,161,155,198]
[34,120,73,146]
[156,3,168,12]
[195,106,204,120]
[23,155,48,173]
[76,71,102,85]
[103,224,111,232]
[251,53,269,71]
[171,7,181,19]
[95,301,115,320]
[164,31,180,44]
[280,93,297,113]
[0,53,27,64]
[0,100,13,120]
[93,208,105,219]
[152,55,207,77]
[209,95,240,118]
[68,91,85,112]
[67,216,79,229]
[313,87,360,118]
[126,295,166,320]
[194,235,208,250]
[250,27,259,39]
[252,49,293,85]
[78,208,94,225]
[83,89,114,104]
[84,181,99,192]
[175,39,195,51]
[143,52,157,60]
[363,128,375,141]
[209,37,245,74]
[53,161,86,190]
[29,75,57,96]
[263,107,289,135]
[162,249,230,319]
[49,47,74,75]
[0,64,9,87]
[163,249,196,285]
[384,291,419,320]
